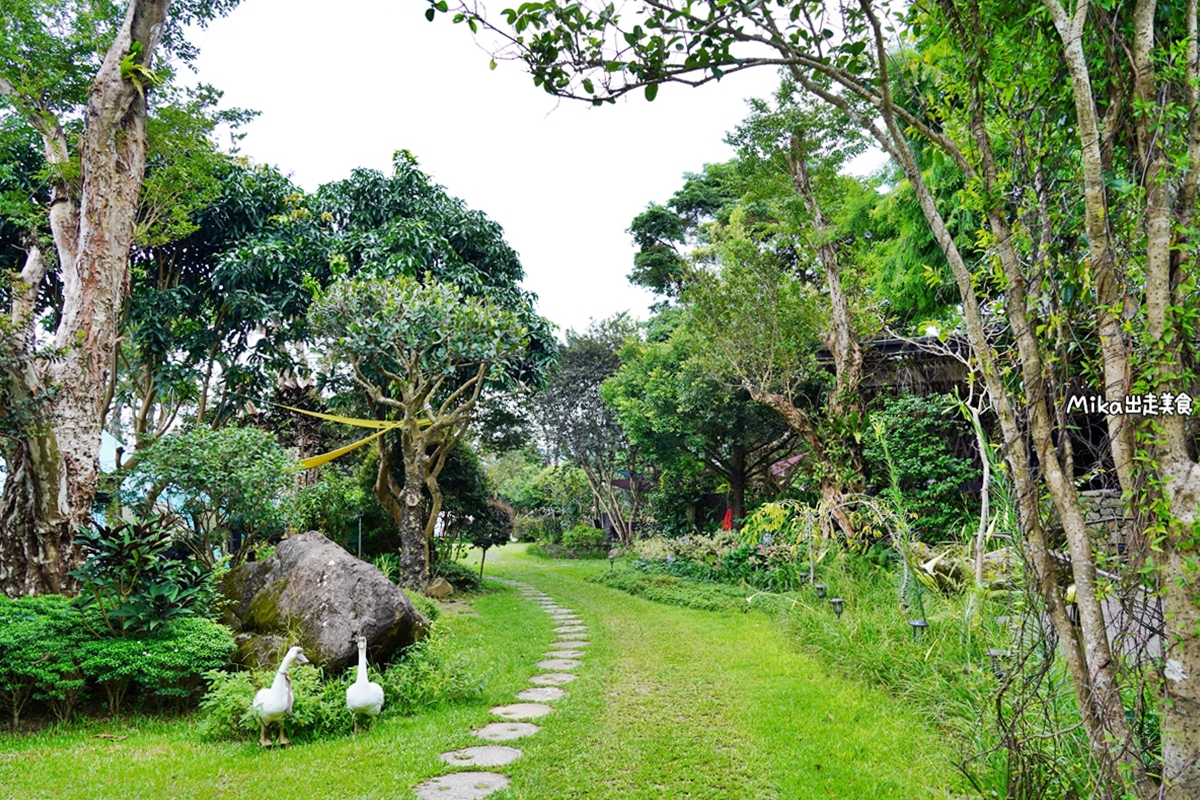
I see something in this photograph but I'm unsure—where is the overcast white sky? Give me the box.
[188,0,882,337]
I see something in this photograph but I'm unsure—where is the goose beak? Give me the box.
[296,651,310,665]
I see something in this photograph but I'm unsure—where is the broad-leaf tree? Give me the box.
[602,312,794,526]
[310,275,537,590]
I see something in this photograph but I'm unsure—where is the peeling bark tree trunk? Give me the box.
[740,135,864,540]
[0,1,171,597]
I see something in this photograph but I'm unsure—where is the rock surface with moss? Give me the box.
[221,531,429,671]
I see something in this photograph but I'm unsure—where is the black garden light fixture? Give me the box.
[908,619,929,642]
[608,547,620,570]
[986,649,1009,679]
[830,597,845,618]
[814,583,827,599]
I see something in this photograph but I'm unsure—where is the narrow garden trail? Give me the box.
[475,545,962,799]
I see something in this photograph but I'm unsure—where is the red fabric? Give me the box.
[722,508,733,531]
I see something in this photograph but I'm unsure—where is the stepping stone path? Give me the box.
[411,579,587,800]
[439,746,523,767]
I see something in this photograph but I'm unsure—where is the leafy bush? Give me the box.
[628,529,808,589]
[379,624,483,714]
[593,570,759,613]
[123,425,298,565]
[198,663,347,742]
[863,393,980,540]
[0,596,234,727]
[431,559,483,592]
[69,516,214,635]
[561,524,608,552]
[403,588,441,623]
[0,595,83,727]
[128,618,236,704]
[372,552,400,582]
[515,512,562,544]
[291,466,367,545]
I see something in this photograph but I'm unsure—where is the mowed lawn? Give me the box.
[468,545,963,799]
[0,544,963,799]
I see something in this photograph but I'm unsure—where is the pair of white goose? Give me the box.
[251,636,385,747]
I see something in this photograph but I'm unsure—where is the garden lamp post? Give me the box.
[814,583,827,599]
[357,515,362,559]
[830,598,845,618]
[908,619,928,642]
[608,547,620,569]
[986,649,1008,679]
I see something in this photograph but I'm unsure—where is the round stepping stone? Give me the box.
[544,649,584,658]
[491,702,554,719]
[530,672,578,685]
[517,686,566,701]
[554,638,589,646]
[536,658,582,670]
[472,721,540,741]
[439,746,522,768]
[555,625,587,633]
[413,772,510,800]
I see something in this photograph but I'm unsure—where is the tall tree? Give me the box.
[602,312,795,525]
[0,0,240,597]
[536,316,644,545]
[310,275,539,590]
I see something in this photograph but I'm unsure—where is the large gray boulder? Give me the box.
[220,531,430,671]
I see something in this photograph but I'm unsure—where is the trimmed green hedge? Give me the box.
[0,595,234,728]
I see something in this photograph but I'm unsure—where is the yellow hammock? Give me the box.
[275,405,428,470]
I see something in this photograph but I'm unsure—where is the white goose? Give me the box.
[345,635,385,732]
[252,645,309,747]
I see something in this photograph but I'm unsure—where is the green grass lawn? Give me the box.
[1,544,964,799]
[471,545,964,799]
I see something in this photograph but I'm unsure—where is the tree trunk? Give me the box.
[397,467,429,590]
[0,0,172,597]
[372,434,430,591]
[728,445,746,525]
[1161,521,1200,797]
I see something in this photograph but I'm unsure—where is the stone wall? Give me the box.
[1078,489,1131,558]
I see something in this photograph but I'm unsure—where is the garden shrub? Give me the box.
[0,595,84,727]
[129,618,236,704]
[198,664,348,742]
[379,624,483,715]
[0,596,234,727]
[372,552,400,582]
[291,465,367,545]
[863,393,980,540]
[592,569,771,613]
[403,588,441,623]
[561,524,608,553]
[69,516,215,635]
[629,529,806,590]
[431,559,483,592]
